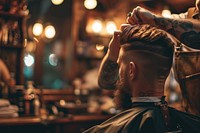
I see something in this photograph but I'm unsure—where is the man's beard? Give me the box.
[114,79,132,110]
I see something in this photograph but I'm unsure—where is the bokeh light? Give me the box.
[162,9,172,18]
[92,19,103,33]
[49,53,58,66]
[106,21,117,35]
[44,25,56,39]
[32,23,43,36]
[96,44,104,51]
[24,54,35,67]
[84,0,97,10]
[51,0,64,5]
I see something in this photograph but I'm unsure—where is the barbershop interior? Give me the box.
[0,0,199,133]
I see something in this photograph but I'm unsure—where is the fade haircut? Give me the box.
[120,24,174,62]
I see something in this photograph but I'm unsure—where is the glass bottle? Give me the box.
[24,81,40,116]
[12,21,21,46]
[15,85,25,116]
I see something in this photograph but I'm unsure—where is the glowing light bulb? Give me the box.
[49,53,58,66]
[84,0,97,10]
[162,9,172,18]
[106,21,117,35]
[51,0,64,5]
[32,23,43,36]
[24,54,34,67]
[170,92,178,102]
[92,19,102,33]
[44,25,56,39]
[96,44,104,51]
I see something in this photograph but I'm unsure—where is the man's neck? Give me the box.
[132,91,164,97]
[131,83,165,97]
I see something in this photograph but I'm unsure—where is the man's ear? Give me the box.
[129,62,136,80]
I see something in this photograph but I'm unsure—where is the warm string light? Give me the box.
[29,22,57,69]
[44,25,56,39]
[84,0,97,10]
[106,21,117,35]
[92,19,103,33]
[96,44,104,51]
[51,0,64,5]
[32,23,43,36]
[86,19,117,36]
[162,9,172,18]
[162,6,172,18]
[32,22,56,39]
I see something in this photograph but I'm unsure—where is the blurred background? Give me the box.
[25,0,195,89]
[0,0,196,132]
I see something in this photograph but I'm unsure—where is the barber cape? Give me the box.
[83,97,200,133]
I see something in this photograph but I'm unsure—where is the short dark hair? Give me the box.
[120,24,174,60]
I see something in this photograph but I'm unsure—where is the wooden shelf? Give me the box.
[0,11,27,19]
[0,114,113,126]
[0,44,23,49]
[0,115,113,133]
[76,55,103,60]
[0,10,27,84]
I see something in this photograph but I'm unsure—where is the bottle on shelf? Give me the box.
[12,21,21,46]
[1,22,8,45]
[34,93,40,117]
[24,81,40,116]
[8,21,14,45]
[15,85,25,116]
[9,72,16,93]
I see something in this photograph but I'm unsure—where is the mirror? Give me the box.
[25,0,73,89]
[26,0,130,89]
[25,0,195,90]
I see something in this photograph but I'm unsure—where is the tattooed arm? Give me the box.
[98,55,119,89]
[154,17,200,48]
[127,6,200,48]
[98,30,121,89]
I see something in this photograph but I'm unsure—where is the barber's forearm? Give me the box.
[98,53,119,90]
[153,17,200,46]
[128,6,200,47]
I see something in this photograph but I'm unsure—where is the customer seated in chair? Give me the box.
[83,24,200,133]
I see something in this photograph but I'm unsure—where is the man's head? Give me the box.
[114,24,174,109]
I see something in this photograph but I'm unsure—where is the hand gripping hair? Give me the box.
[120,24,175,60]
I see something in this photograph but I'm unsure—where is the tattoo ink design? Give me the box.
[180,31,200,49]
[171,20,179,29]
[178,21,193,31]
[154,17,194,36]
[171,19,193,31]
[154,17,172,31]
[98,59,119,89]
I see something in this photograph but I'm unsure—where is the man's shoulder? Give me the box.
[83,107,157,133]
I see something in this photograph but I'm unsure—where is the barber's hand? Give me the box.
[126,6,157,26]
[107,30,121,62]
[120,23,130,31]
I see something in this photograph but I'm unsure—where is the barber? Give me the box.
[126,0,200,49]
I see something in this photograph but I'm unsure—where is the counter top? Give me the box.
[0,114,113,126]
